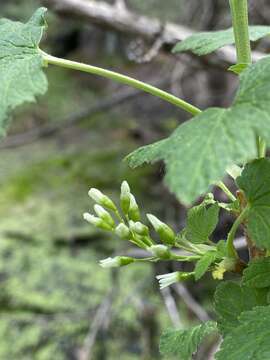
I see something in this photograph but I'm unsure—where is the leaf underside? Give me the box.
[159,321,217,360]
[0,7,48,138]
[173,26,270,56]
[127,56,270,204]
[237,159,270,249]
[216,306,270,360]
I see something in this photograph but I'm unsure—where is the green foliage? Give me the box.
[242,257,270,288]
[237,159,270,249]
[186,203,219,244]
[159,321,217,360]
[214,281,268,335]
[173,26,270,56]
[0,8,47,136]
[127,56,270,204]
[194,251,217,280]
[216,306,270,360]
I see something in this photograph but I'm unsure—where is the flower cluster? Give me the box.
[83,181,237,289]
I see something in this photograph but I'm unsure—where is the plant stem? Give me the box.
[256,136,266,158]
[227,205,250,258]
[41,51,201,116]
[229,0,251,64]
[215,181,236,202]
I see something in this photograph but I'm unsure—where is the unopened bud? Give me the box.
[147,214,175,245]
[115,223,131,239]
[149,245,171,259]
[129,220,149,236]
[120,181,131,214]
[128,194,140,221]
[94,205,115,227]
[99,256,135,268]
[88,188,117,211]
[83,213,113,231]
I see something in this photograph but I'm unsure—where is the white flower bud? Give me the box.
[149,245,171,259]
[120,181,131,214]
[83,212,113,231]
[88,188,117,211]
[115,223,131,239]
[128,194,140,221]
[99,256,134,268]
[129,221,149,236]
[147,214,175,245]
[94,204,115,227]
[156,271,193,289]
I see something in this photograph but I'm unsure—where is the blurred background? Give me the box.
[0,0,269,359]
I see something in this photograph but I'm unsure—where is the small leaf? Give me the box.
[237,159,270,249]
[173,26,270,56]
[127,56,270,204]
[214,281,267,335]
[0,8,48,137]
[242,257,270,288]
[194,251,217,280]
[216,306,270,360]
[159,321,217,360]
[186,203,219,244]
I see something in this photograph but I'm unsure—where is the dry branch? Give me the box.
[42,0,264,65]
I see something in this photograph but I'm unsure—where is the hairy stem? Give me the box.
[227,205,250,258]
[41,51,201,116]
[229,0,251,64]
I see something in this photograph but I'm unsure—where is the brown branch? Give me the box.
[42,0,265,65]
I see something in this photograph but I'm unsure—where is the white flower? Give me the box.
[149,245,171,259]
[88,188,117,211]
[120,181,131,214]
[94,204,115,227]
[99,257,121,268]
[83,212,113,231]
[99,256,134,268]
[129,221,149,236]
[156,272,181,289]
[147,214,175,245]
[115,223,131,239]
[128,194,140,221]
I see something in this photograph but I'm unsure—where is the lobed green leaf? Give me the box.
[242,257,270,288]
[216,306,270,360]
[186,203,219,244]
[194,251,217,280]
[159,321,217,360]
[173,26,270,56]
[127,57,270,204]
[214,281,267,335]
[237,159,270,249]
[0,8,48,138]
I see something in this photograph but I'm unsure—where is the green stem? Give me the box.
[227,205,250,258]
[229,0,251,64]
[257,136,266,158]
[215,181,236,202]
[41,51,201,116]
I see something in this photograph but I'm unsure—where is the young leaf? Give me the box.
[186,203,219,244]
[194,251,217,280]
[127,56,270,204]
[159,321,217,360]
[214,281,267,335]
[216,306,270,360]
[0,8,48,137]
[173,26,270,56]
[237,159,270,249]
[242,257,270,288]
